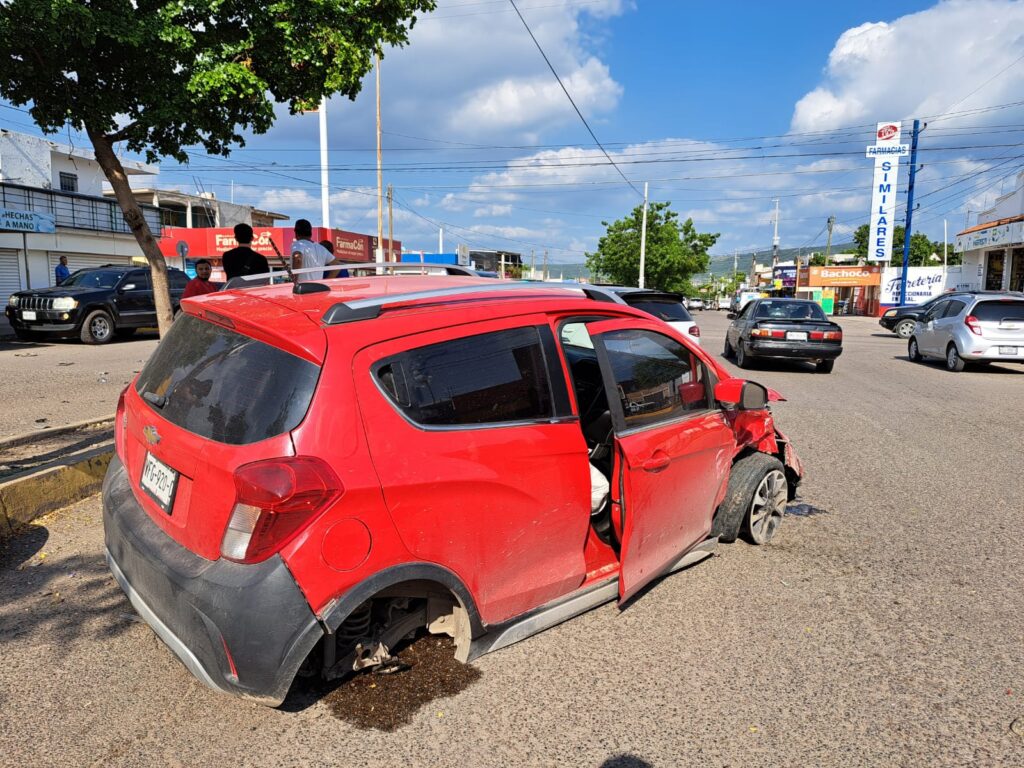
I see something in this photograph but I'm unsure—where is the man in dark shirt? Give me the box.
[222,223,268,279]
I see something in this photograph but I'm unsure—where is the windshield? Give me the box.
[754,300,828,321]
[60,270,126,289]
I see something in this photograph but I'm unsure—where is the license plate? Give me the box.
[140,452,179,514]
[787,331,808,341]
[999,346,1017,355]
[21,310,36,321]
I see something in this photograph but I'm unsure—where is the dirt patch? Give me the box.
[323,635,481,731]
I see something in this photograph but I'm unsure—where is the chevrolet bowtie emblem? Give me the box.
[143,425,161,445]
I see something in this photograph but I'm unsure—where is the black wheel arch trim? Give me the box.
[318,562,485,639]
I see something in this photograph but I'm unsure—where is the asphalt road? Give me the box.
[0,333,159,438]
[1,311,1022,767]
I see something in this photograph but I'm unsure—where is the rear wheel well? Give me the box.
[304,580,473,684]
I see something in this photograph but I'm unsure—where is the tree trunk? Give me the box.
[86,127,174,337]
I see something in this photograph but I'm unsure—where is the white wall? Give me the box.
[49,153,106,196]
[0,230,145,290]
[0,132,51,187]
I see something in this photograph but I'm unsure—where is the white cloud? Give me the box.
[791,1,1024,132]
[474,204,512,217]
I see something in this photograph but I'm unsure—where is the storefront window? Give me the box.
[1010,248,1024,293]
[985,250,1005,291]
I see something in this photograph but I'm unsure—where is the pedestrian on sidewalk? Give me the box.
[291,219,338,282]
[54,255,70,285]
[182,259,219,299]
[222,224,269,280]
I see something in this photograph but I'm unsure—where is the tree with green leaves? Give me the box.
[586,202,718,293]
[852,223,960,267]
[0,0,434,335]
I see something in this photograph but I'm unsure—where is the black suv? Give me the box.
[5,265,187,344]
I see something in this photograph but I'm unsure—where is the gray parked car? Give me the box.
[908,293,1024,371]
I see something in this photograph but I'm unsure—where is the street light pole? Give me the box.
[375,53,384,265]
[638,182,649,288]
[319,95,329,228]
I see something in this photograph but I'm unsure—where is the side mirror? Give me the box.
[715,379,768,410]
[120,283,136,292]
[726,312,736,320]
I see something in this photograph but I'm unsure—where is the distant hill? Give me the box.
[706,243,856,276]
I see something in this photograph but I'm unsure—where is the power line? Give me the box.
[508,0,643,198]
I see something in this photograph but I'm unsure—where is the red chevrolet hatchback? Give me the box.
[103,276,804,705]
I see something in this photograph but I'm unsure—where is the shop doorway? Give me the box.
[985,250,1005,291]
[1010,248,1024,293]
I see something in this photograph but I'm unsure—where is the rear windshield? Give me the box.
[625,298,693,323]
[754,300,828,321]
[135,315,320,445]
[973,300,1024,322]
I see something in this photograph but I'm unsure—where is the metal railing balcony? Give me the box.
[0,181,162,236]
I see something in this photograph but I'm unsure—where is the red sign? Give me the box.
[877,124,899,141]
[159,226,400,265]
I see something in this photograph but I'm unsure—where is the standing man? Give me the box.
[222,223,269,280]
[291,219,338,282]
[182,259,219,299]
[54,255,70,285]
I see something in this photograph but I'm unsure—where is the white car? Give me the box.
[601,287,702,346]
[686,297,705,311]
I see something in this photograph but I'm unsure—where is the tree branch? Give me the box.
[106,121,139,143]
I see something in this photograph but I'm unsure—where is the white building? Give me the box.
[955,170,1024,293]
[107,187,287,230]
[1,130,161,333]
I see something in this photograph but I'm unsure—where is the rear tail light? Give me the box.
[751,328,785,338]
[688,325,701,337]
[221,457,342,564]
[824,330,842,341]
[115,385,129,459]
[965,315,982,336]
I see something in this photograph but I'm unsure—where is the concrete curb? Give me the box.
[0,415,115,452]
[0,442,113,539]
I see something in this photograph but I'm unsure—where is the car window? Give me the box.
[600,329,711,431]
[560,320,595,350]
[624,298,693,323]
[123,271,151,290]
[59,269,126,289]
[375,326,565,427]
[135,315,320,445]
[922,300,948,320]
[942,299,967,318]
[168,271,189,290]
[972,300,1024,322]
[753,300,826,320]
[735,302,753,320]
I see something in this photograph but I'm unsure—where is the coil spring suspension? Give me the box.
[337,602,373,645]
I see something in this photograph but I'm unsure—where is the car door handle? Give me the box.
[642,451,671,472]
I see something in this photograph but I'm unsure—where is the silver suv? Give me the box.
[908,292,1024,371]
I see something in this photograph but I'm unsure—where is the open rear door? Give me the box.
[589,317,733,603]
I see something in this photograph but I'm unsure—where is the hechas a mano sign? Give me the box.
[0,206,56,233]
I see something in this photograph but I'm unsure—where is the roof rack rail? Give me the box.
[322,281,624,325]
[342,262,486,277]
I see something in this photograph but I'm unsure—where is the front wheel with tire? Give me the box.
[711,453,788,544]
[895,319,916,339]
[723,337,734,359]
[946,344,966,372]
[908,337,923,362]
[815,359,835,374]
[80,309,115,344]
[735,341,751,369]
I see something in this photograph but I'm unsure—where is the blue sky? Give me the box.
[4,0,1024,266]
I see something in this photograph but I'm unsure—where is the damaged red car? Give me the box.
[102,276,804,706]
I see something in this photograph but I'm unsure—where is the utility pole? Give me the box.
[387,184,394,262]
[824,215,835,265]
[943,218,948,283]
[438,226,443,253]
[542,249,548,281]
[638,182,649,288]
[319,96,330,228]
[375,53,384,264]
[899,119,922,306]
[530,249,536,279]
[733,249,738,283]
[771,198,780,267]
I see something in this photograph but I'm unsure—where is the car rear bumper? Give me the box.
[959,341,1024,362]
[746,340,842,360]
[102,455,323,706]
